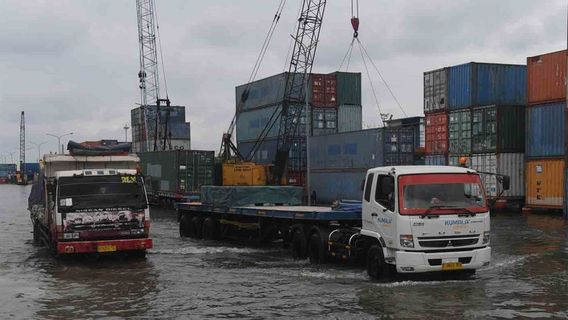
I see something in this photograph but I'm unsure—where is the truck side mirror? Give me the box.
[501,176,510,191]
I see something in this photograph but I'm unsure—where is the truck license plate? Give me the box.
[442,262,463,271]
[97,245,117,253]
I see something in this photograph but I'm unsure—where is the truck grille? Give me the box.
[418,235,480,248]
[69,221,141,231]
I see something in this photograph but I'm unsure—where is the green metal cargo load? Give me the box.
[334,72,362,105]
[138,150,215,203]
[471,105,525,153]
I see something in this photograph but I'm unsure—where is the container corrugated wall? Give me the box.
[425,112,448,154]
[309,128,384,170]
[472,105,525,153]
[335,72,362,105]
[337,105,362,133]
[448,63,527,109]
[470,153,524,199]
[237,139,278,164]
[384,127,415,165]
[526,102,565,158]
[526,159,564,208]
[527,50,566,105]
[236,105,282,142]
[424,68,448,114]
[310,170,366,203]
[425,155,447,166]
[449,109,471,154]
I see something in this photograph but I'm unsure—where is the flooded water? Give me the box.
[1,184,567,319]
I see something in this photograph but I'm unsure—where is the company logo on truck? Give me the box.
[377,217,392,224]
[444,220,470,226]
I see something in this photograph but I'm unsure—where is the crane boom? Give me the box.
[19,111,26,185]
[273,0,327,183]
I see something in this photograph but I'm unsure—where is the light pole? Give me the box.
[29,141,47,162]
[46,132,73,154]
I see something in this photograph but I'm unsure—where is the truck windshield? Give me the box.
[398,173,487,215]
[57,175,147,211]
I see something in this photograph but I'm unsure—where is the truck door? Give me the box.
[372,175,396,247]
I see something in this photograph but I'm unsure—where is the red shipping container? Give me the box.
[527,50,566,104]
[324,74,337,107]
[425,112,448,154]
[312,74,325,107]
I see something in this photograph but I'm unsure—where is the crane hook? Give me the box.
[351,17,359,38]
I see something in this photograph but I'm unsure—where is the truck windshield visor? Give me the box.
[398,173,487,215]
[58,175,147,211]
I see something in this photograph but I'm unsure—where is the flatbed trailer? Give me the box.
[177,202,362,261]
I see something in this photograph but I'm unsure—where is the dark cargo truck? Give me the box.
[138,150,215,207]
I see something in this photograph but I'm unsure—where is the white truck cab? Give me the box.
[360,166,496,277]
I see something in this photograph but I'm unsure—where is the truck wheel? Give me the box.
[367,244,386,280]
[307,233,327,264]
[190,216,203,239]
[32,222,41,245]
[129,250,147,259]
[179,215,191,237]
[290,227,307,259]
[202,217,219,240]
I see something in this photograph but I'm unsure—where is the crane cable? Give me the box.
[153,1,169,99]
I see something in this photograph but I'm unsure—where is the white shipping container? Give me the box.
[470,153,524,199]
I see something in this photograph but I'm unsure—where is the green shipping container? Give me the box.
[334,72,362,105]
[471,105,525,153]
[448,109,471,154]
[139,150,215,195]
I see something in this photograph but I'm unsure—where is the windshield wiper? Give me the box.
[421,205,459,218]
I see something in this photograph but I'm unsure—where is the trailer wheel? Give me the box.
[179,214,192,237]
[290,227,307,259]
[190,216,203,239]
[307,233,327,264]
[202,217,219,240]
[367,244,386,280]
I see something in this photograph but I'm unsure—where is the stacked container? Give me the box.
[526,50,566,209]
[130,105,191,153]
[235,71,362,186]
[424,62,527,204]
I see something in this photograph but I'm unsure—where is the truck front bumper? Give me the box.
[57,238,153,254]
[395,246,490,273]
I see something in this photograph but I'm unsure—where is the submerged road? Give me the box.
[0,184,567,319]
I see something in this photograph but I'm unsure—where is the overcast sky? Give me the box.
[0,0,566,163]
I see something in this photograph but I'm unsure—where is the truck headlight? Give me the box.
[482,231,490,244]
[400,234,414,248]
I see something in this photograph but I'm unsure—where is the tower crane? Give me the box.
[136,0,171,152]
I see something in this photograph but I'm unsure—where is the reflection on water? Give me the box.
[0,185,567,319]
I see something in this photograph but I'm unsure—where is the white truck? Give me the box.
[28,154,153,257]
[178,165,508,280]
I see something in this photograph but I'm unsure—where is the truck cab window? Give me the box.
[364,173,374,202]
[375,175,395,211]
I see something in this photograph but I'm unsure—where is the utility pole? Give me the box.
[123,123,130,142]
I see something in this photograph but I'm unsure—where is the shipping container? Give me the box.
[337,104,363,133]
[311,74,338,108]
[470,153,524,199]
[236,104,283,142]
[310,170,366,203]
[472,105,525,153]
[235,73,298,111]
[526,102,565,158]
[312,107,337,135]
[384,127,414,166]
[425,154,447,166]
[448,63,527,109]
[237,139,278,165]
[309,128,385,170]
[425,112,448,154]
[324,74,338,107]
[525,158,564,209]
[385,116,425,149]
[527,50,566,105]
[139,150,215,196]
[334,72,362,105]
[448,109,471,154]
[0,164,17,177]
[131,105,191,153]
[424,68,448,114]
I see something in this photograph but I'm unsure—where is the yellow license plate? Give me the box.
[442,262,463,271]
[97,245,117,253]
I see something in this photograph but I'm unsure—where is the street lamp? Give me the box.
[46,132,73,154]
[29,141,47,162]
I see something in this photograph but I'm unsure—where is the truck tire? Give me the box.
[367,244,387,280]
[179,215,191,237]
[202,217,219,240]
[307,233,327,264]
[129,250,147,259]
[290,227,307,259]
[190,216,203,239]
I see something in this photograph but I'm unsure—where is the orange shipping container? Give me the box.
[525,158,564,209]
[527,50,567,105]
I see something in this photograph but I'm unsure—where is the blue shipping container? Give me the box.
[237,139,278,164]
[425,155,448,166]
[448,63,527,109]
[235,72,310,111]
[0,164,17,177]
[526,102,565,158]
[310,170,366,203]
[309,128,385,170]
[384,127,415,165]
